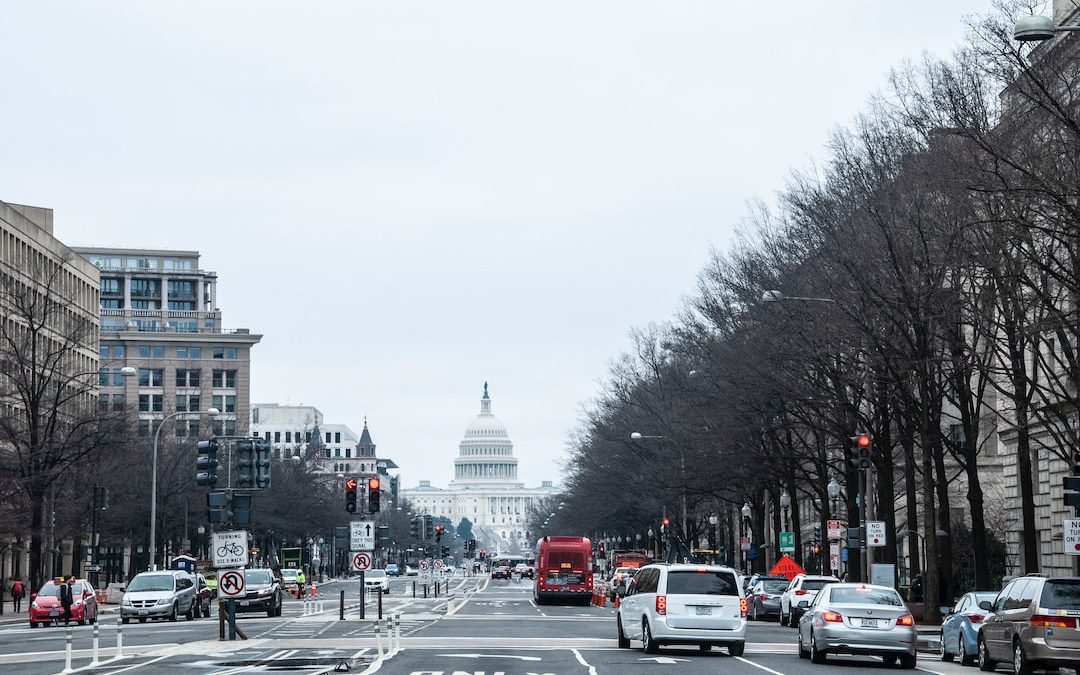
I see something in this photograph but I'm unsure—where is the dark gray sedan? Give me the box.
[796,583,917,668]
[749,577,790,621]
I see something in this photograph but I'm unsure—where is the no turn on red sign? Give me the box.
[351,551,373,571]
[1064,519,1080,555]
[866,521,886,547]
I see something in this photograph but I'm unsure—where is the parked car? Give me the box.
[233,568,283,617]
[385,564,400,577]
[364,569,391,593]
[749,576,791,621]
[939,591,996,665]
[29,578,99,628]
[796,582,917,668]
[193,573,214,618]
[405,564,418,576]
[280,569,300,597]
[120,570,198,624]
[615,563,747,655]
[978,574,1080,675]
[780,574,840,626]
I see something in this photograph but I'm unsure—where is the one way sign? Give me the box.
[351,520,374,551]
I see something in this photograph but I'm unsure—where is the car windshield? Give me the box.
[666,570,739,596]
[245,571,272,585]
[126,575,174,592]
[367,571,386,579]
[37,583,83,597]
[830,587,904,606]
[803,579,837,592]
[280,570,298,580]
[761,580,789,593]
[1041,580,1080,610]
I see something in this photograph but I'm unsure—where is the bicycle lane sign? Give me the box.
[212,530,249,568]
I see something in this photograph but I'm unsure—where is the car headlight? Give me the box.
[257,588,271,596]
[156,598,171,605]
[122,596,133,606]
[30,600,39,609]
[73,599,83,607]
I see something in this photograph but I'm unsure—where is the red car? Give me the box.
[29,578,99,627]
[491,564,512,579]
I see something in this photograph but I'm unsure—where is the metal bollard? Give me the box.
[63,626,73,673]
[339,589,345,621]
[115,615,124,658]
[378,587,383,620]
[412,581,416,598]
[91,620,101,666]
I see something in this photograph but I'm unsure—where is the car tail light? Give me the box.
[968,613,985,624]
[740,598,748,617]
[1030,615,1077,628]
[822,611,843,622]
[795,589,808,596]
[656,595,667,615]
[896,614,915,626]
[758,593,769,601]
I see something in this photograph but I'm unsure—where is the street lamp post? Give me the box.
[741,502,752,575]
[779,490,791,532]
[149,407,219,571]
[708,513,719,564]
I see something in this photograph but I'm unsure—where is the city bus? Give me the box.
[533,535,593,605]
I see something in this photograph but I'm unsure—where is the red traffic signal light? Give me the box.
[368,476,380,491]
[850,433,873,469]
[367,476,381,513]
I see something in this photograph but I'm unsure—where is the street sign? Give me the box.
[218,569,246,598]
[351,551,373,571]
[779,531,795,553]
[830,542,841,573]
[739,536,750,552]
[768,555,805,580]
[827,519,842,540]
[418,560,431,572]
[866,521,886,547]
[350,520,375,551]
[1065,519,1080,555]
[433,559,444,569]
[212,530,248,568]
[84,564,101,572]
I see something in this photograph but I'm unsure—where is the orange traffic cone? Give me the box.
[311,583,317,598]
[614,594,620,609]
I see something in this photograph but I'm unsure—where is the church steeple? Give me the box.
[358,416,376,457]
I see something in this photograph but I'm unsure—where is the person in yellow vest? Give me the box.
[296,569,306,597]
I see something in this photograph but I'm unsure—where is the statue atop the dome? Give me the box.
[483,381,489,399]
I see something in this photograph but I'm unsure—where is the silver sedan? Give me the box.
[796,583,917,668]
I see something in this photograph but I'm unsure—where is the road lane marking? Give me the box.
[573,648,598,675]
[736,655,788,675]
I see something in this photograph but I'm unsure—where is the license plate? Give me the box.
[49,610,59,617]
[860,618,880,628]
[138,609,148,616]
[240,600,250,606]
[695,606,713,615]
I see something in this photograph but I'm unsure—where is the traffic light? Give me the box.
[410,517,421,539]
[254,438,272,489]
[345,477,358,513]
[851,433,872,469]
[236,439,255,488]
[434,524,444,542]
[424,515,434,540]
[196,438,219,487]
[367,476,381,513]
[232,493,252,525]
[661,517,670,532]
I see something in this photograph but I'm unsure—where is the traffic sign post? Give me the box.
[350,520,375,551]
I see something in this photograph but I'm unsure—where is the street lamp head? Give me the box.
[206,407,221,416]
[779,490,791,509]
[708,513,718,526]
[1014,14,1057,41]
[120,366,137,377]
[741,502,752,519]
[761,290,784,303]
[827,478,841,499]
[630,432,643,440]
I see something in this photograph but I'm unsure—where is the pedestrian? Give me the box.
[10,579,24,612]
[59,576,74,626]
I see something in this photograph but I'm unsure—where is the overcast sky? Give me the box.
[2,1,992,489]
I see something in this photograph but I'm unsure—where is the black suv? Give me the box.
[233,569,283,617]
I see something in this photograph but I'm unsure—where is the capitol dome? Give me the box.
[451,382,519,485]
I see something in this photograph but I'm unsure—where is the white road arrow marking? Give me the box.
[439,653,543,661]
[639,656,691,664]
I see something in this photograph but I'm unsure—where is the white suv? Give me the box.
[615,563,747,655]
[779,573,839,626]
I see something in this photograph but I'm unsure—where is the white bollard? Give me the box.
[394,612,401,652]
[115,615,124,659]
[91,620,101,666]
[373,619,384,656]
[62,626,73,673]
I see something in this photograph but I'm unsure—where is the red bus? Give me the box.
[533,536,593,605]
[611,550,650,570]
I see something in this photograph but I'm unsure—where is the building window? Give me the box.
[100,277,121,294]
[138,394,164,412]
[176,368,201,387]
[168,300,195,311]
[212,346,237,359]
[98,368,126,386]
[212,370,237,388]
[285,431,292,443]
[138,345,165,358]
[326,432,332,443]
[212,395,236,413]
[129,278,160,297]
[176,346,203,359]
[138,368,165,386]
[111,394,125,411]
[176,321,198,333]
[335,432,341,444]
[168,280,196,297]
[175,394,200,412]
[101,298,122,309]
[274,431,281,443]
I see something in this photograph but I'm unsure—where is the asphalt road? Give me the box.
[0,574,978,675]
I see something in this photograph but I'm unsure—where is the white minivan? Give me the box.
[616,563,747,655]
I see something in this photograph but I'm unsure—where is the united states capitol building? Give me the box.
[400,384,558,554]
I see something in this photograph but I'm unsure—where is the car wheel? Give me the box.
[883,655,898,666]
[900,653,917,669]
[1013,640,1033,675]
[729,641,745,657]
[780,609,788,626]
[810,630,827,664]
[121,617,129,625]
[751,603,759,621]
[185,602,194,621]
[940,632,954,662]
[960,636,976,667]
[617,615,631,649]
[29,621,37,628]
[978,636,996,671]
[642,619,659,654]
[798,630,809,659]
